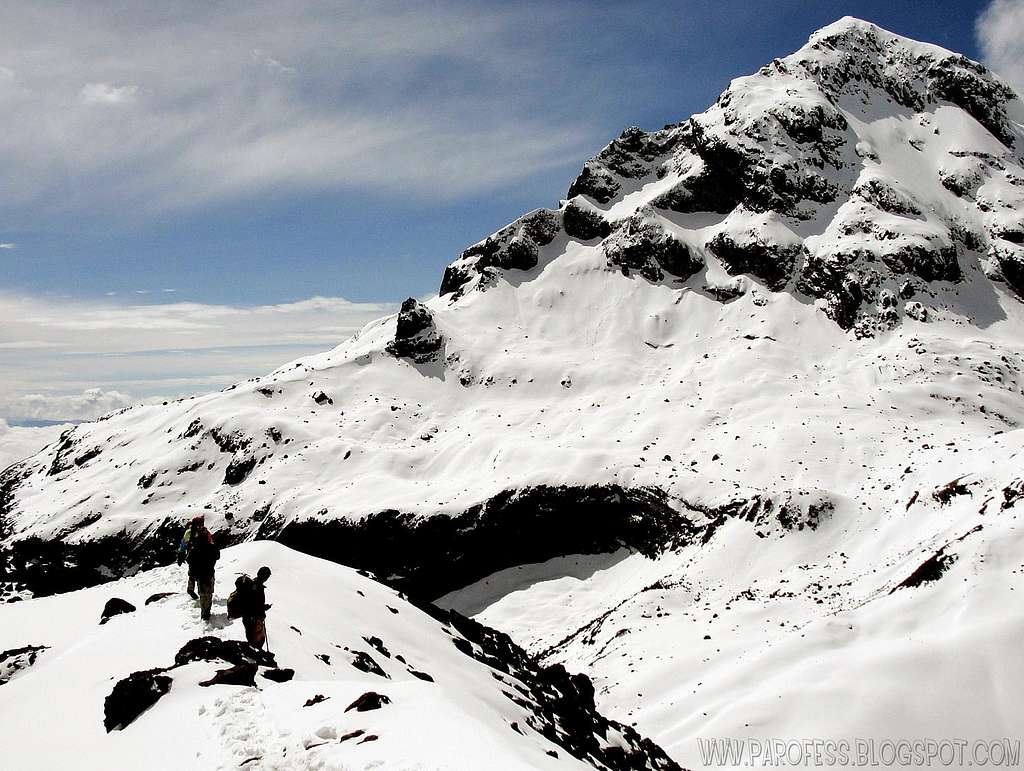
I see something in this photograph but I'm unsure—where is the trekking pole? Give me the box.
[264,623,271,655]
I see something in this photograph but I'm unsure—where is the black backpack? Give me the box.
[227,575,252,619]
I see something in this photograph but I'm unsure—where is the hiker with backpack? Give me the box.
[177,515,206,599]
[185,521,221,621]
[228,566,272,649]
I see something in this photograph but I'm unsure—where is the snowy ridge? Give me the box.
[0,542,678,771]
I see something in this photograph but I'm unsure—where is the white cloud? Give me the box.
[8,388,137,422]
[0,243,15,249]
[79,82,139,105]
[0,291,395,422]
[0,419,73,471]
[977,0,1024,92]
[0,1,647,221]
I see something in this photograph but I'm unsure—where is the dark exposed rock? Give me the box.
[100,597,137,625]
[603,215,702,282]
[932,477,972,505]
[891,525,982,592]
[345,691,391,712]
[199,662,257,688]
[208,428,250,455]
[311,391,333,406]
[47,430,79,476]
[853,178,921,216]
[1002,480,1024,510]
[74,447,103,467]
[436,612,682,771]
[262,668,295,683]
[0,519,185,598]
[927,55,1016,147]
[702,491,834,538]
[995,248,1024,297]
[439,261,474,297]
[104,668,172,732]
[892,551,957,591]
[145,592,175,605]
[567,125,683,204]
[409,668,434,682]
[707,231,801,291]
[0,644,48,685]
[304,694,329,707]
[362,636,391,658]
[651,161,742,215]
[881,242,961,283]
[798,252,864,328]
[567,163,621,204]
[138,472,157,490]
[386,299,444,364]
[351,651,389,678]
[439,209,561,297]
[174,636,276,668]
[224,455,257,485]
[278,484,691,600]
[562,201,612,241]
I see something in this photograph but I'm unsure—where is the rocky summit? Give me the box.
[3,17,1024,769]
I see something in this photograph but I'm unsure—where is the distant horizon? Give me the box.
[1,0,1023,425]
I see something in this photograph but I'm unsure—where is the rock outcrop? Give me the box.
[386,298,444,363]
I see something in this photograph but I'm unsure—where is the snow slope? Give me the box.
[0,542,677,771]
[440,428,1024,767]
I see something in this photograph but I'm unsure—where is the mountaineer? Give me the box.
[176,515,206,599]
[185,520,221,621]
[228,566,272,649]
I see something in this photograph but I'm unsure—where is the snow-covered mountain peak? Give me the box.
[443,17,1024,336]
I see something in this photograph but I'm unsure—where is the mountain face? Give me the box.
[444,17,1024,336]
[3,17,1024,766]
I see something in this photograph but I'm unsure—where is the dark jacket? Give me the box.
[245,580,267,620]
[187,529,220,580]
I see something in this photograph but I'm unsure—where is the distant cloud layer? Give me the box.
[977,0,1024,92]
[0,292,395,422]
[0,1,632,222]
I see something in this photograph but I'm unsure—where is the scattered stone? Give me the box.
[100,597,137,625]
[351,651,389,678]
[345,692,391,712]
[199,662,257,688]
[104,668,172,731]
[262,668,295,683]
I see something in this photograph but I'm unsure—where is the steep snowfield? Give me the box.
[441,428,1024,766]
[0,542,677,770]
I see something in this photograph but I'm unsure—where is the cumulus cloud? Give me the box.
[977,0,1024,92]
[0,419,73,471]
[0,291,395,422]
[7,388,136,422]
[0,1,658,221]
[0,243,15,249]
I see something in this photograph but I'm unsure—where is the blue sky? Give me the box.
[0,0,1022,424]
